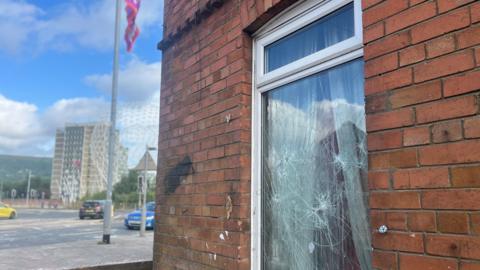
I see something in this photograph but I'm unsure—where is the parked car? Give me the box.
[0,202,16,219]
[79,200,106,219]
[124,202,155,230]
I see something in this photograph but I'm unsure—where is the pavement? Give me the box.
[0,208,153,270]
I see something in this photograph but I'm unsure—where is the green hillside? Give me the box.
[0,155,52,182]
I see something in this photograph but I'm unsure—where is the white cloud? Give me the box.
[0,95,43,149]
[42,98,110,132]
[0,1,43,55]
[85,58,162,102]
[83,57,161,165]
[0,93,159,167]
[0,95,108,154]
[0,0,164,55]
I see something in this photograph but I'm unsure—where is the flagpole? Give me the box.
[102,0,121,244]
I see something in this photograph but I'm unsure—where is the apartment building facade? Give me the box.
[155,0,480,269]
[50,123,128,202]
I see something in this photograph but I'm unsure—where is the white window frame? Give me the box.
[251,0,364,269]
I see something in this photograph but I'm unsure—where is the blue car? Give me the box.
[124,202,155,230]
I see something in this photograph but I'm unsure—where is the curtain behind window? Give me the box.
[262,59,371,270]
[265,3,354,72]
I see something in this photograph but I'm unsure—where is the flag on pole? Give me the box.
[124,0,141,52]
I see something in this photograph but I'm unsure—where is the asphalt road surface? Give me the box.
[0,208,153,270]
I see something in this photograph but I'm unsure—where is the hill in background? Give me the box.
[0,155,52,182]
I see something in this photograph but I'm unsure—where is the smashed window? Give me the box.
[261,59,371,270]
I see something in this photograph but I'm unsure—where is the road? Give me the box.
[0,208,153,270]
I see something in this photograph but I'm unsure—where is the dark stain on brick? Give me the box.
[164,156,193,194]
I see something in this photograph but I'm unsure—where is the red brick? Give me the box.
[432,120,463,143]
[451,165,480,187]
[366,94,388,113]
[393,167,450,189]
[385,1,437,34]
[369,171,391,190]
[473,2,480,23]
[206,194,225,206]
[373,231,424,252]
[399,44,426,66]
[444,70,480,97]
[438,0,476,13]
[370,191,421,209]
[366,108,414,132]
[369,148,418,169]
[399,254,458,270]
[365,31,411,60]
[362,0,383,10]
[476,47,480,66]
[193,150,208,162]
[364,22,384,43]
[457,26,480,49]
[371,211,407,230]
[471,213,480,235]
[415,95,478,124]
[426,35,456,58]
[207,147,225,159]
[403,126,430,146]
[365,52,398,78]
[368,130,403,151]
[411,7,470,43]
[414,50,475,83]
[465,117,480,138]
[461,261,480,270]
[426,234,480,259]
[389,80,442,108]
[365,67,412,95]
[210,79,227,93]
[438,212,469,234]
[419,139,480,165]
[410,0,428,5]
[408,211,436,232]
[363,0,409,26]
[422,189,480,210]
[372,250,398,270]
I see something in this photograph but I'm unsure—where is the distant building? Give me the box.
[50,123,128,203]
[50,129,64,200]
[133,151,157,188]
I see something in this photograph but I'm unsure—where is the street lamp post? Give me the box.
[138,175,142,210]
[102,0,121,245]
[26,170,31,208]
[0,179,3,201]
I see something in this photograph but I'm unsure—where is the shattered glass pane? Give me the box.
[262,59,371,270]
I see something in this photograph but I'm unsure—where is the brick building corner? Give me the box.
[154,0,480,269]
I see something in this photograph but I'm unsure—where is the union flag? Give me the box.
[124,0,141,52]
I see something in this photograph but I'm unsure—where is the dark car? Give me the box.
[124,202,155,230]
[79,200,105,219]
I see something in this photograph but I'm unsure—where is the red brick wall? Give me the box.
[156,0,480,269]
[364,0,480,269]
[155,1,299,269]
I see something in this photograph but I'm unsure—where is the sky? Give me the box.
[0,0,164,166]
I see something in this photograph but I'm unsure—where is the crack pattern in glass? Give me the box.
[261,59,371,270]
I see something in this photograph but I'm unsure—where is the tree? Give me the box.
[1,175,50,199]
[114,170,139,194]
[80,170,155,207]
